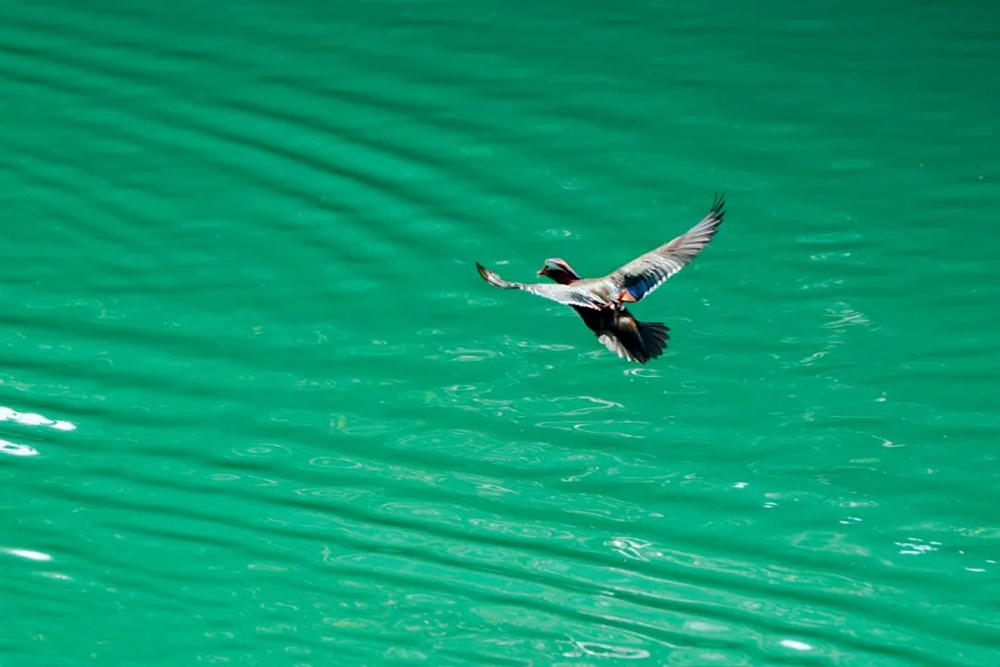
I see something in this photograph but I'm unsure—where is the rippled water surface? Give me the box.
[3,1,999,665]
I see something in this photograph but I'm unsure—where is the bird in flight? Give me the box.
[475,194,725,364]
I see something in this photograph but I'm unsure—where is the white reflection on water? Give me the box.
[0,438,38,456]
[780,638,813,651]
[0,406,76,431]
[0,405,76,456]
[1,547,53,561]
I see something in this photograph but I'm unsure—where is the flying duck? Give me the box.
[475,194,725,363]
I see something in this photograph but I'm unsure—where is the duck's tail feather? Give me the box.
[597,318,670,365]
[638,321,669,362]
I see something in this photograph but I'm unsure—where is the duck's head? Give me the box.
[537,258,580,284]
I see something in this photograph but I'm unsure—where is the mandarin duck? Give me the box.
[475,195,724,363]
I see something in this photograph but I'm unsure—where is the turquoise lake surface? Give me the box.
[2,1,999,665]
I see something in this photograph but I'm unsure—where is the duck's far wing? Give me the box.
[605,194,725,303]
[476,262,604,310]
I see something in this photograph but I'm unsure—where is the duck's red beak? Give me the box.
[537,267,547,276]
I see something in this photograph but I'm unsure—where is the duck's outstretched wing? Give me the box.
[476,262,604,310]
[605,194,725,303]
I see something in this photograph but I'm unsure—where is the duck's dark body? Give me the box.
[542,265,669,363]
[571,304,669,364]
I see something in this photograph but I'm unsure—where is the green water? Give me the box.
[2,1,999,665]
